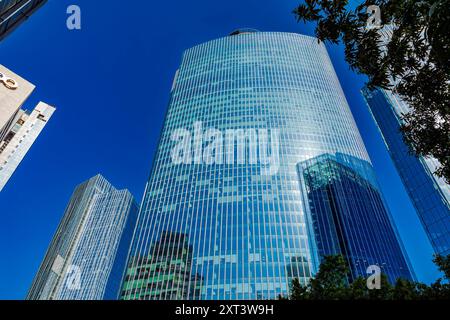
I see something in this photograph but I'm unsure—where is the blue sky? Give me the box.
[0,0,441,299]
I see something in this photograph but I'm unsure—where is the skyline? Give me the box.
[0,0,441,299]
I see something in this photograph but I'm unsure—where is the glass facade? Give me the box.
[122,31,413,300]
[0,0,47,41]
[121,231,202,300]
[27,174,139,300]
[362,87,450,256]
[298,153,412,283]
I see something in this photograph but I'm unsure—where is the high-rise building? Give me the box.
[0,64,55,192]
[362,87,450,256]
[122,31,413,300]
[298,153,412,282]
[360,25,450,257]
[27,174,139,300]
[0,0,47,41]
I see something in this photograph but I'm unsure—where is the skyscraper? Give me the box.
[0,64,55,192]
[298,153,412,283]
[122,31,413,300]
[362,87,450,256]
[0,0,47,41]
[27,174,139,300]
[362,25,450,256]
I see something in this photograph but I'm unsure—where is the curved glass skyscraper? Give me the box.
[122,31,413,300]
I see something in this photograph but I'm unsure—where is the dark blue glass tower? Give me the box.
[298,153,412,283]
[362,87,450,256]
[0,0,47,41]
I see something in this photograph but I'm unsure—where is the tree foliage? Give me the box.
[284,254,450,300]
[293,0,450,183]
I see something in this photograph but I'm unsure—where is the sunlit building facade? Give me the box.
[27,174,139,300]
[0,0,47,41]
[0,64,54,192]
[362,87,450,256]
[122,31,413,300]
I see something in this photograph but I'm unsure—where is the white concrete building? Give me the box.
[0,64,55,191]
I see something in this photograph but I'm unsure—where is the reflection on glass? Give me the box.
[298,153,413,283]
[121,232,202,300]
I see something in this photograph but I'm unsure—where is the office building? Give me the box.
[0,0,47,41]
[0,64,54,192]
[362,87,450,256]
[298,153,412,281]
[27,174,139,300]
[122,31,413,300]
[361,24,450,256]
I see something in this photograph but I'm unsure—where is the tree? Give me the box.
[284,255,351,300]
[293,0,450,183]
[433,254,450,280]
[290,278,310,300]
[367,274,394,300]
[347,277,370,299]
[308,255,350,299]
[286,254,450,300]
[392,278,418,300]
